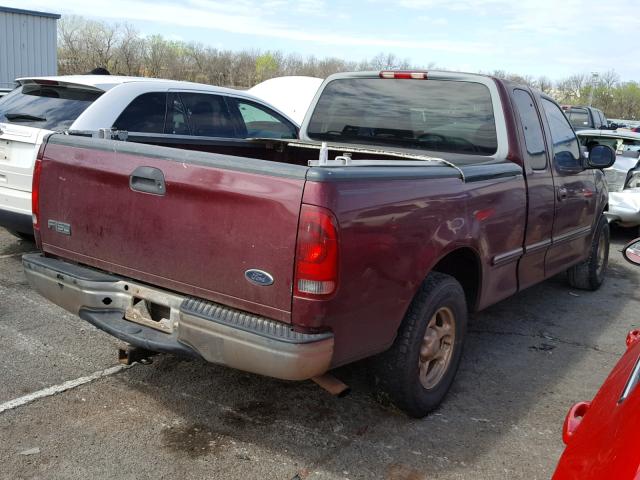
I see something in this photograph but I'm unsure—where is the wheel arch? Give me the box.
[429,246,482,312]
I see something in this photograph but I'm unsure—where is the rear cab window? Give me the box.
[565,107,591,129]
[0,83,102,131]
[306,77,498,156]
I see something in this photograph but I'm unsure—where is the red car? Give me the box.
[553,238,640,479]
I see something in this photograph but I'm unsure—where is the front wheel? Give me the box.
[567,215,609,291]
[372,272,467,418]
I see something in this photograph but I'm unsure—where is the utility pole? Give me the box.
[588,72,599,106]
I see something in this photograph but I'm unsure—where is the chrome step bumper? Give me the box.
[23,254,334,380]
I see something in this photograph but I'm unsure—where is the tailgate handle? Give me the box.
[129,166,166,196]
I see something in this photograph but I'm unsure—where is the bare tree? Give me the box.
[54,15,640,120]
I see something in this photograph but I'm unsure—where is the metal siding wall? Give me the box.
[0,11,58,89]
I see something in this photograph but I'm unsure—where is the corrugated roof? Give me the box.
[0,6,60,20]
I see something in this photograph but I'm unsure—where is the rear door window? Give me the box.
[513,89,547,170]
[0,84,102,130]
[598,110,607,128]
[542,98,581,159]
[113,92,167,133]
[179,92,237,138]
[229,98,297,139]
[165,93,190,135]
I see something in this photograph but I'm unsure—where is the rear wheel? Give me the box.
[373,272,467,418]
[567,215,609,290]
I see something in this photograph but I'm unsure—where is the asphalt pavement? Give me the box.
[1,226,638,480]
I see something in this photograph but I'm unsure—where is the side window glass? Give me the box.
[179,92,236,138]
[513,89,547,170]
[599,111,606,127]
[113,92,167,133]
[165,94,190,135]
[233,99,297,139]
[541,98,580,161]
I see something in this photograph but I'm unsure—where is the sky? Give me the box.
[5,0,640,81]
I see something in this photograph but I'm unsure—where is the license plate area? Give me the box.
[125,297,174,333]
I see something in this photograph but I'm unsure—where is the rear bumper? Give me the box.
[23,254,334,380]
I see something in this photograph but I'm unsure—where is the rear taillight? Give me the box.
[32,157,42,231]
[294,205,339,298]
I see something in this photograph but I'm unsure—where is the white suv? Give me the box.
[0,75,298,237]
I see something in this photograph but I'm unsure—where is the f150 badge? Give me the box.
[245,269,274,286]
[47,219,71,236]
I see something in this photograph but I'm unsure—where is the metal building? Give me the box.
[0,6,60,91]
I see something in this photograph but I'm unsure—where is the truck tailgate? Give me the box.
[38,135,308,322]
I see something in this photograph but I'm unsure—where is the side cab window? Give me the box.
[513,89,547,170]
[113,92,167,133]
[541,98,581,163]
[227,98,297,139]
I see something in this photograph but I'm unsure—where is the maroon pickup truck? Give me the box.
[23,71,615,417]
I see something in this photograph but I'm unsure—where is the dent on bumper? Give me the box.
[608,188,640,226]
[22,254,334,381]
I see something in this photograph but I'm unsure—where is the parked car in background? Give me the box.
[609,120,628,129]
[24,70,615,418]
[562,105,609,131]
[0,88,12,98]
[0,75,298,237]
[248,76,323,125]
[577,129,640,229]
[552,238,640,480]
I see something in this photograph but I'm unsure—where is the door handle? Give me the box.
[557,187,568,201]
[129,166,166,196]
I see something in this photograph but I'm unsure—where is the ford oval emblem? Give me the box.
[245,269,274,286]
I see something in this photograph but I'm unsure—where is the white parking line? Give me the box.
[0,364,132,414]
[0,250,38,259]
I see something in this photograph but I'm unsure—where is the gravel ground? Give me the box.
[0,226,638,480]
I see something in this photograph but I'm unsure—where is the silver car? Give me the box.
[578,129,640,228]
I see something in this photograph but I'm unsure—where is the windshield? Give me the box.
[306,78,498,156]
[0,84,103,130]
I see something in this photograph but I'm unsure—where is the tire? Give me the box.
[372,271,467,418]
[567,215,609,291]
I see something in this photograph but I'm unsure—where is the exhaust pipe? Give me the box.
[118,346,156,365]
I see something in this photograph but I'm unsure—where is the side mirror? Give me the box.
[623,238,640,266]
[587,145,616,169]
[555,151,584,174]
